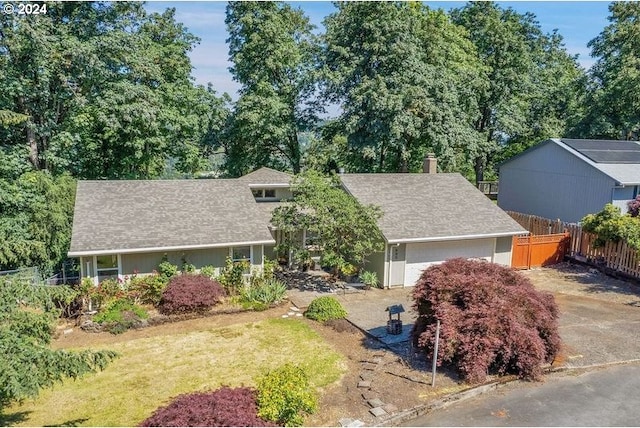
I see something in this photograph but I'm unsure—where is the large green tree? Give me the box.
[0,277,117,412]
[574,2,640,139]
[0,2,227,179]
[271,171,384,273]
[321,2,485,174]
[451,2,585,182]
[224,1,317,176]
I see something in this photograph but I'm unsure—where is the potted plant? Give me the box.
[359,270,378,290]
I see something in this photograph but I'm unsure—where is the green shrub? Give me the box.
[158,258,178,279]
[304,296,347,323]
[262,258,278,280]
[128,274,168,306]
[94,298,148,334]
[359,270,379,288]
[200,265,216,278]
[256,363,317,426]
[180,255,196,274]
[581,203,640,250]
[217,257,248,295]
[243,278,287,306]
[88,278,125,309]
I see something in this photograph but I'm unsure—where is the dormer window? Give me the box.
[252,188,277,201]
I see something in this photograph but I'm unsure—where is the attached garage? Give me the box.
[404,238,495,287]
[340,173,528,288]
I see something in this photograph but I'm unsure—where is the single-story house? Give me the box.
[498,138,640,223]
[339,173,526,287]
[68,167,292,284]
[69,164,526,287]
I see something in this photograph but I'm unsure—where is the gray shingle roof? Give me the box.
[69,179,276,256]
[339,173,526,243]
[238,167,292,186]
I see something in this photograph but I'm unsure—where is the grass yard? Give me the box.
[5,318,346,427]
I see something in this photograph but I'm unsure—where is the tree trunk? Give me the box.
[27,126,40,170]
[474,156,484,185]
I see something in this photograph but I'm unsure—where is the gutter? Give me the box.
[68,239,276,257]
[386,231,526,245]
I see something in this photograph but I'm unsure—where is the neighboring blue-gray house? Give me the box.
[498,138,640,223]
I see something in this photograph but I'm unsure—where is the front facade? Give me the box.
[339,173,526,288]
[69,168,291,284]
[499,139,640,223]
[70,167,526,288]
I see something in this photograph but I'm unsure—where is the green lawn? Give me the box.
[5,318,345,427]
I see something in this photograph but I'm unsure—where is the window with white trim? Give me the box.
[231,246,251,273]
[252,188,277,201]
[96,254,119,283]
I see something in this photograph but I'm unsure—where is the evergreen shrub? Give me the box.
[411,258,560,383]
[304,296,347,322]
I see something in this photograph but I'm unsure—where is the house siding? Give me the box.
[363,242,386,289]
[498,141,616,223]
[493,236,513,266]
[612,186,636,213]
[121,248,229,276]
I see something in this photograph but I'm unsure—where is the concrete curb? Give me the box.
[378,380,507,427]
[378,360,640,427]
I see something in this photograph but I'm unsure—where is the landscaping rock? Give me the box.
[339,418,364,427]
[367,398,385,408]
[369,407,387,417]
[382,403,398,414]
[79,320,102,333]
[360,371,374,381]
[357,380,371,388]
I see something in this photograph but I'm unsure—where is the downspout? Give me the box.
[388,245,394,289]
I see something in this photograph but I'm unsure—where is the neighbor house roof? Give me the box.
[504,138,640,185]
[339,173,526,243]
[557,139,640,185]
[238,167,292,188]
[68,179,276,257]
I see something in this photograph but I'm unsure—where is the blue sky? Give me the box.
[144,1,612,99]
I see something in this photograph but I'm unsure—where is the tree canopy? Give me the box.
[224,1,317,176]
[574,2,640,139]
[271,171,384,273]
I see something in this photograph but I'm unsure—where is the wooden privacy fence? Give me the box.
[507,211,640,280]
[511,233,570,269]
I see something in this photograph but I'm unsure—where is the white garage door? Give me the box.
[404,238,495,286]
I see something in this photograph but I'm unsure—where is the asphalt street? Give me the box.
[402,362,640,426]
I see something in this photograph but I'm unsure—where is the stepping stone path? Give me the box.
[281,306,303,318]
[354,350,398,421]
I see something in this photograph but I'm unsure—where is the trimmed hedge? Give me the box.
[158,274,225,315]
[411,258,560,383]
[304,296,347,323]
[139,387,274,427]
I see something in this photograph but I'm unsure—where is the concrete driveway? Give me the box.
[554,293,640,367]
[286,263,640,369]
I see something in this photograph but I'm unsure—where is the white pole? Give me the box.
[431,319,440,387]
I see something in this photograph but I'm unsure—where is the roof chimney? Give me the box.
[423,153,437,174]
